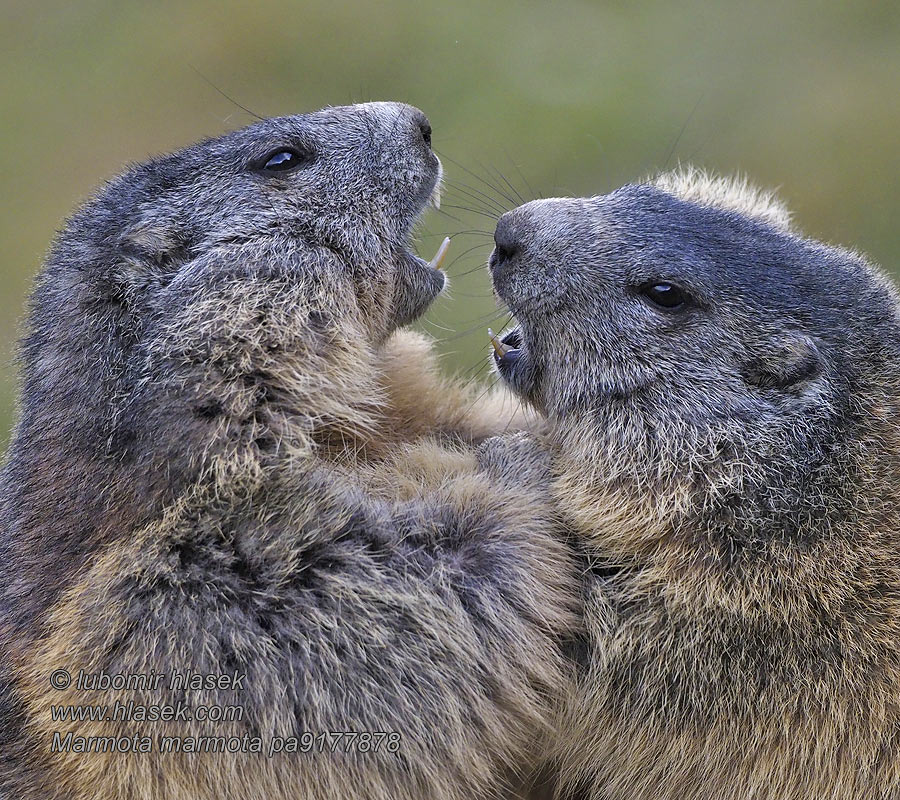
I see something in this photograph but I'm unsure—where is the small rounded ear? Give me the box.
[742,334,823,391]
[119,212,193,270]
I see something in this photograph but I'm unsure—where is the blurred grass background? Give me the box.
[1,0,898,452]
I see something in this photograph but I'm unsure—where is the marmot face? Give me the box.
[10,102,448,492]
[488,169,900,553]
[1,104,450,638]
[75,101,444,343]
[489,170,900,428]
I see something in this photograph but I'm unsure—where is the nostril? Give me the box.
[489,241,519,274]
[494,243,517,264]
[417,117,433,149]
[490,218,520,274]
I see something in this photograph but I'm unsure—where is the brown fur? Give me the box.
[372,328,537,456]
[487,171,900,799]
[551,414,900,799]
[6,256,577,800]
[0,104,580,800]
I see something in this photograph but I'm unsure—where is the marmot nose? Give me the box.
[490,213,521,277]
[412,111,432,149]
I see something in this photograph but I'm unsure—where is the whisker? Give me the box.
[436,151,520,210]
[437,309,510,343]
[189,66,264,121]
[501,394,526,434]
[440,204,502,221]
[442,189,504,220]
[435,207,466,225]
[420,317,455,333]
[503,148,538,202]
[453,259,495,278]
[445,289,496,299]
[472,158,521,208]
[442,242,492,275]
[460,359,495,394]
[454,307,513,327]
[486,161,528,206]
[444,179,509,216]
[663,93,704,170]
[456,374,501,423]
[442,229,495,238]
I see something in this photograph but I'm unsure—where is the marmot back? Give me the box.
[487,168,900,799]
[0,104,580,800]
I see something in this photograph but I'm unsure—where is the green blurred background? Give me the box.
[1,0,898,452]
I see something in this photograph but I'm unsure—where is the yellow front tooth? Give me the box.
[429,237,451,271]
[488,328,511,357]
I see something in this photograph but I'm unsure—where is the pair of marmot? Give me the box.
[2,103,899,800]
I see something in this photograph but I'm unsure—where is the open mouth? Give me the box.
[411,235,451,275]
[406,160,449,278]
[487,324,540,405]
[488,326,523,368]
[387,162,450,329]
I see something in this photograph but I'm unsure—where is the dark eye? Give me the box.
[258,149,308,173]
[640,282,689,310]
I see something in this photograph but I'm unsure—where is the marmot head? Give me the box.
[94,100,443,339]
[13,102,446,493]
[488,169,900,546]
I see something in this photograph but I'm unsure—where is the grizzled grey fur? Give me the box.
[0,103,579,800]
[489,170,900,799]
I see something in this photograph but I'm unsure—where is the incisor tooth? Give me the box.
[429,237,451,271]
[488,328,512,357]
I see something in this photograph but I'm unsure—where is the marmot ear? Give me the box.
[119,212,192,270]
[742,334,823,391]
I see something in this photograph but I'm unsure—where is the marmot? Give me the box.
[487,168,900,799]
[0,102,580,800]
